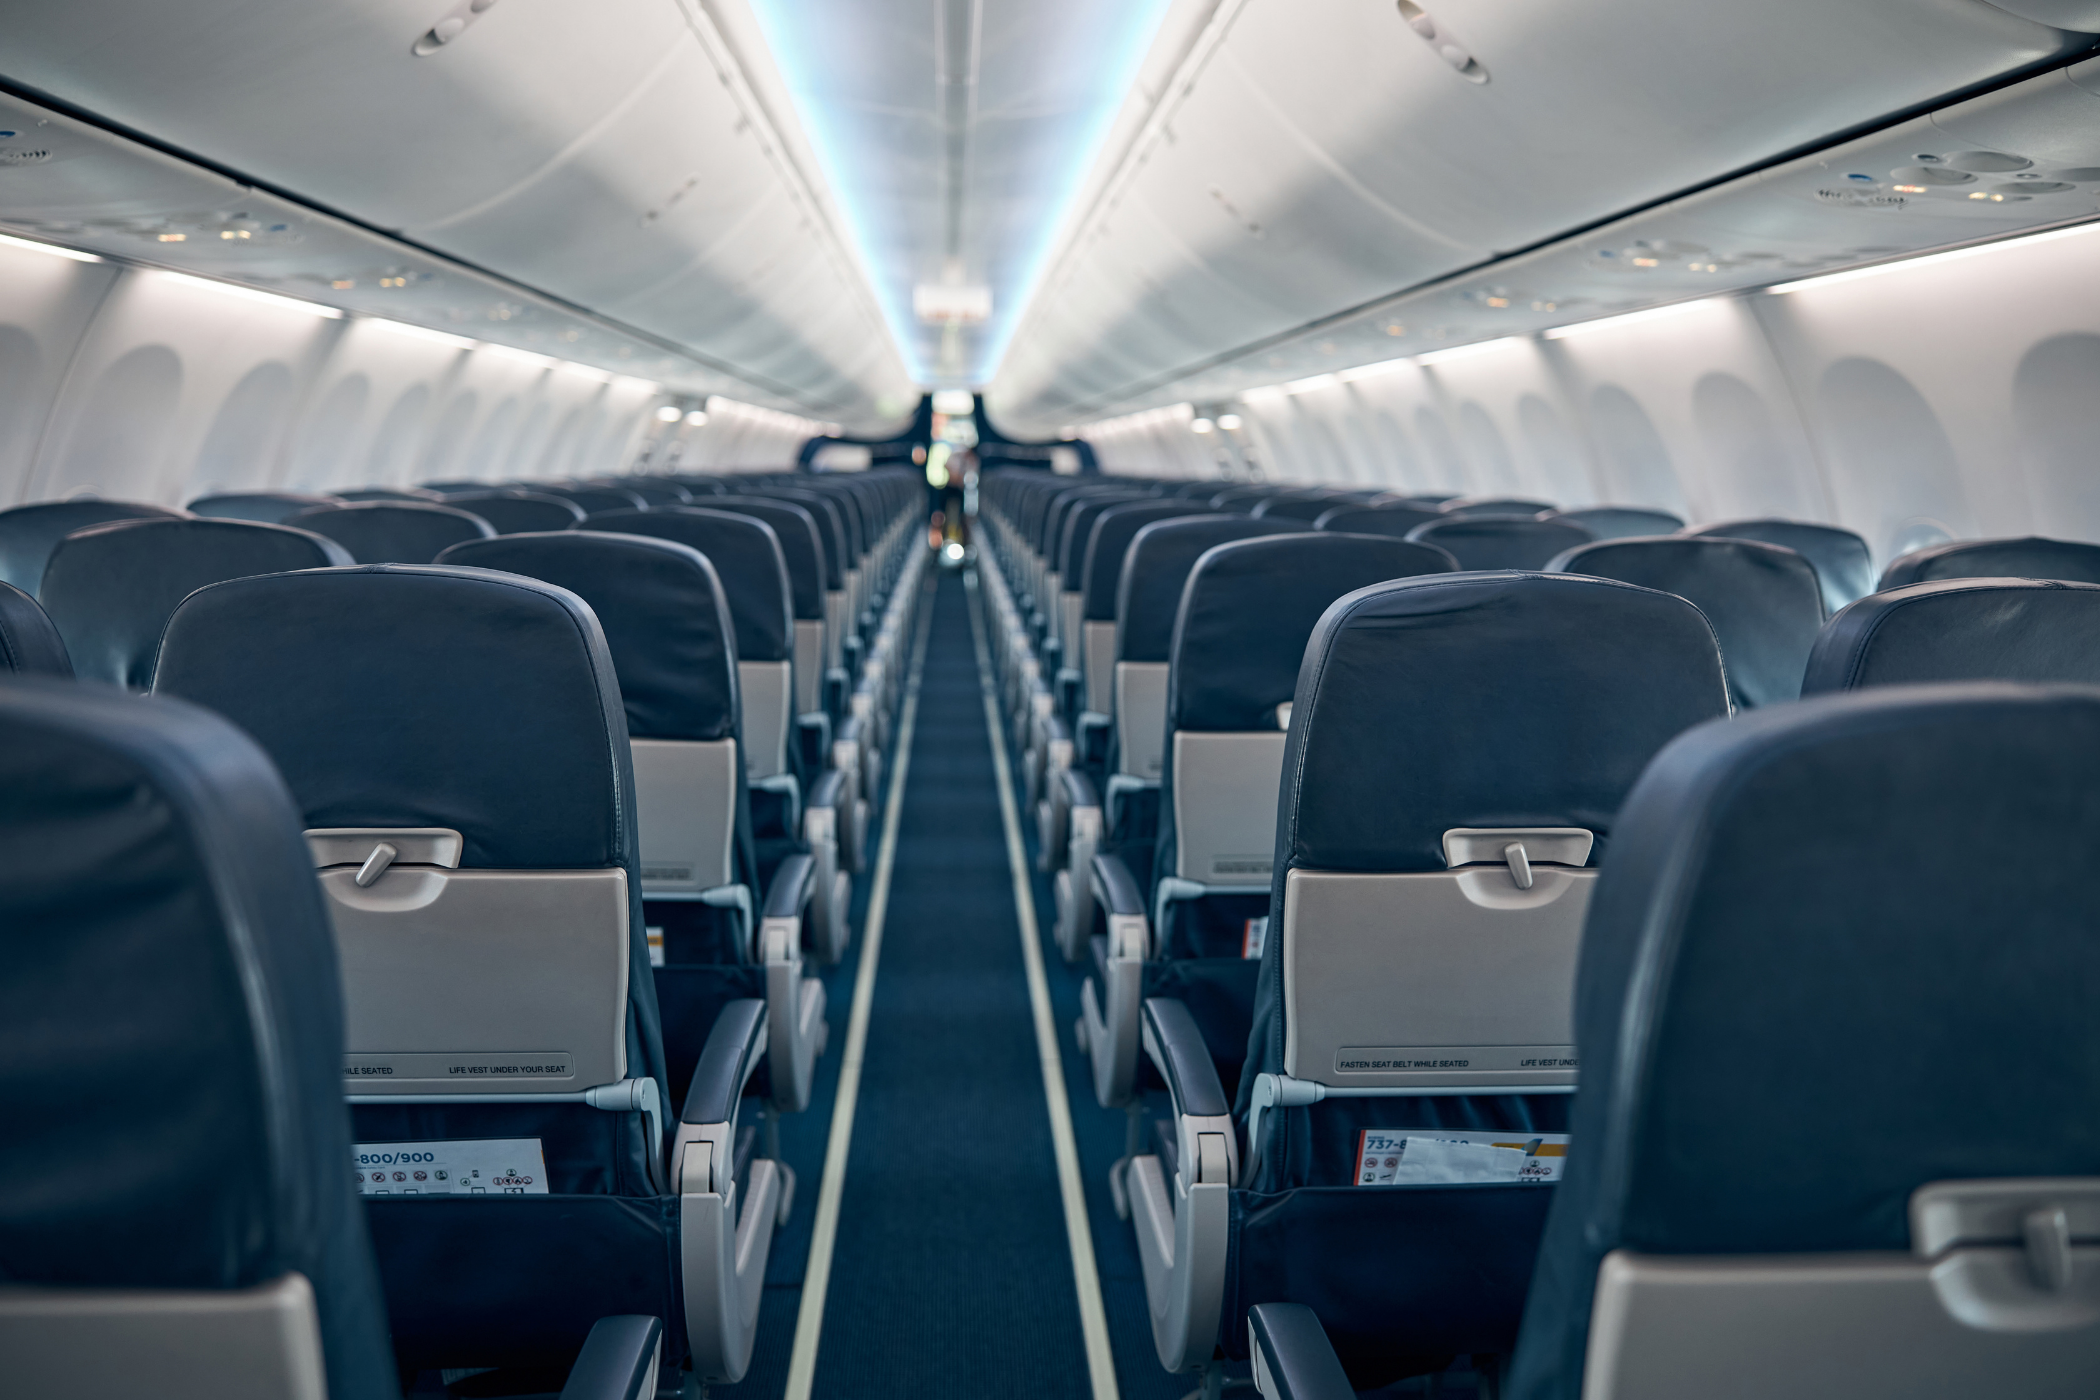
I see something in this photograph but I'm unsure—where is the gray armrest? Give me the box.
[557,1315,663,1400]
[1248,1304,1354,1400]
[807,767,847,811]
[763,852,817,921]
[682,998,767,1125]
[1091,851,1146,919]
[1060,767,1098,812]
[1141,998,1229,1119]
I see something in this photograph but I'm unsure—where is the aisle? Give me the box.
[804,568,1096,1398]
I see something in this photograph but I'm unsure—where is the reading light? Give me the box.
[656,405,683,423]
[684,410,708,426]
[157,270,340,318]
[0,233,102,264]
[1216,414,1242,431]
[1190,418,1214,433]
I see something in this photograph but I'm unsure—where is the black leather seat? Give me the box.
[1803,577,2100,693]
[1127,571,1727,1390]
[0,579,71,675]
[186,490,341,523]
[443,489,590,534]
[40,517,350,689]
[1507,683,2100,1399]
[1545,506,1684,539]
[1311,503,1442,537]
[0,498,186,592]
[1408,516,1595,570]
[286,500,496,564]
[1073,499,1212,726]
[1077,532,1458,1111]
[150,563,781,1385]
[1549,536,1823,709]
[1877,535,2100,590]
[547,484,650,516]
[1685,518,1873,615]
[335,487,442,502]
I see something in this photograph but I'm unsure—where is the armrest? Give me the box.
[763,852,817,921]
[1090,851,1146,919]
[1141,998,1229,1119]
[682,998,768,1126]
[557,1315,662,1400]
[807,766,847,811]
[1059,767,1098,812]
[1248,1304,1354,1400]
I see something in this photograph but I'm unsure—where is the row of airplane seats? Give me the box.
[971,467,2100,1398]
[0,468,925,1393]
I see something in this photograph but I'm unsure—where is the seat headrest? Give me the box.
[1282,572,1727,873]
[1058,493,1149,579]
[0,499,187,592]
[41,518,352,690]
[1250,494,1350,522]
[580,507,792,661]
[607,479,693,506]
[1550,536,1824,709]
[0,580,71,676]
[152,565,635,871]
[334,487,440,503]
[0,676,393,1400]
[1117,516,1305,661]
[552,485,649,516]
[1547,505,1685,539]
[1439,496,1559,518]
[1171,533,1459,731]
[1878,535,2100,590]
[1081,502,1209,621]
[1803,577,2100,694]
[185,491,341,524]
[1405,515,1595,570]
[285,501,495,564]
[686,498,824,620]
[437,532,738,742]
[1310,503,1441,537]
[1686,518,1872,614]
[442,490,588,534]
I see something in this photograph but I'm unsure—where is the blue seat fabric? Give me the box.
[1507,683,2100,1400]
[1876,534,2100,590]
[1547,506,1684,540]
[0,498,185,592]
[1802,577,2100,693]
[286,500,496,564]
[1310,503,1442,537]
[582,508,793,664]
[0,579,71,675]
[186,490,340,523]
[1687,518,1873,616]
[1406,516,1594,571]
[444,491,588,535]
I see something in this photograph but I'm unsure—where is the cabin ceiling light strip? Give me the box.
[481,343,557,369]
[1338,357,1412,383]
[367,317,478,351]
[157,269,341,319]
[1767,219,2100,295]
[1415,337,1523,367]
[1542,298,1720,341]
[0,232,102,264]
[1283,373,1339,395]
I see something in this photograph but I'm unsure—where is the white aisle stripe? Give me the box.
[965,571,1121,1400]
[783,578,937,1400]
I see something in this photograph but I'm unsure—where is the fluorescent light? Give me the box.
[0,233,101,264]
[1415,337,1523,367]
[684,410,708,426]
[369,318,477,351]
[1284,373,1339,394]
[483,344,556,369]
[158,270,341,318]
[655,405,682,423]
[1542,298,1720,341]
[1767,220,2099,295]
[1240,386,1288,404]
[1216,413,1242,431]
[1190,418,1214,434]
[931,388,976,415]
[1338,357,1411,383]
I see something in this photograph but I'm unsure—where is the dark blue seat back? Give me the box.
[186,490,341,523]
[1878,534,2100,590]
[1440,496,1559,518]
[287,501,496,564]
[0,677,394,1400]
[687,498,825,621]
[581,507,792,663]
[1509,683,2100,1400]
[1081,501,1209,622]
[443,490,588,535]
[1549,536,1824,709]
[1116,516,1304,662]
[547,484,650,516]
[1803,577,2100,693]
[149,564,664,1101]
[1407,516,1594,571]
[1311,503,1441,537]
[1547,506,1684,539]
[438,532,739,742]
[1687,518,1873,615]
[335,488,441,502]
[0,498,185,592]
[41,518,351,689]
[0,580,71,676]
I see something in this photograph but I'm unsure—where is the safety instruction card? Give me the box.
[1353,1129,1568,1186]
[353,1138,549,1195]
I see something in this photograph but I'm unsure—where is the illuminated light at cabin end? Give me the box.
[0,232,102,264]
[1766,219,2100,295]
